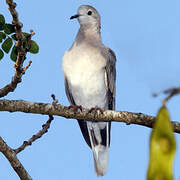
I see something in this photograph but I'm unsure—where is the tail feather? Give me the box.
[78,121,110,176]
[93,145,109,176]
[88,122,110,176]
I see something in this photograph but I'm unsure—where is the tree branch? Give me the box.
[0,137,32,180]
[0,99,180,134]
[0,0,33,98]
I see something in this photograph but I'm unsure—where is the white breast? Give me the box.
[62,45,106,96]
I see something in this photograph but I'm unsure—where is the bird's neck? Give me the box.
[81,23,101,34]
[77,26,101,43]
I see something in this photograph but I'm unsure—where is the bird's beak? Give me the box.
[70,14,79,20]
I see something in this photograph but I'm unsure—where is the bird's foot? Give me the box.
[68,105,82,114]
[88,106,103,118]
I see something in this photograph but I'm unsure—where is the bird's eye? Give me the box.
[87,10,92,15]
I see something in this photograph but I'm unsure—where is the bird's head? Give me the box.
[70,5,101,30]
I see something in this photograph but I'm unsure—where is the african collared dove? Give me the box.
[62,5,116,176]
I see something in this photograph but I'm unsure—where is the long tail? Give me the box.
[78,120,110,176]
[93,144,109,176]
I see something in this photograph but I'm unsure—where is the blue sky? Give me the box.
[0,0,180,179]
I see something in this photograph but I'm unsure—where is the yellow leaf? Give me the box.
[147,106,176,180]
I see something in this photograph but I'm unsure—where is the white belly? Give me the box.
[62,46,107,108]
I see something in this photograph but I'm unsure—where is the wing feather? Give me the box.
[105,48,116,110]
[64,77,92,148]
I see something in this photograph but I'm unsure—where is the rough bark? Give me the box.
[0,99,180,133]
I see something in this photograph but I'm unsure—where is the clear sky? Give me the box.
[0,0,180,179]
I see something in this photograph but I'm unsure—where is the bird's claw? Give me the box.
[68,105,82,114]
[88,106,103,118]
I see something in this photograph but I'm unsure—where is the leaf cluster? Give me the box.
[0,14,39,61]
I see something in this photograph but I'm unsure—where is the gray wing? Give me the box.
[105,48,116,110]
[64,77,92,148]
[96,47,116,147]
[64,77,76,105]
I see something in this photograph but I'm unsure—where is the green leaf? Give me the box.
[0,14,5,25]
[0,23,4,31]
[0,14,5,31]
[0,32,6,42]
[4,24,15,35]
[29,40,39,54]
[1,37,13,53]
[23,32,29,38]
[147,106,176,180]
[11,34,17,41]
[10,46,18,62]
[0,49,4,60]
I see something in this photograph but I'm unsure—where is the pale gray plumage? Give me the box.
[62,5,116,176]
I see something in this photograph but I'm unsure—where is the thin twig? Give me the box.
[0,99,180,134]
[153,86,180,105]
[51,93,58,105]
[14,94,56,154]
[163,86,180,105]
[22,61,32,74]
[25,30,35,52]
[14,115,54,154]
[0,137,32,180]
